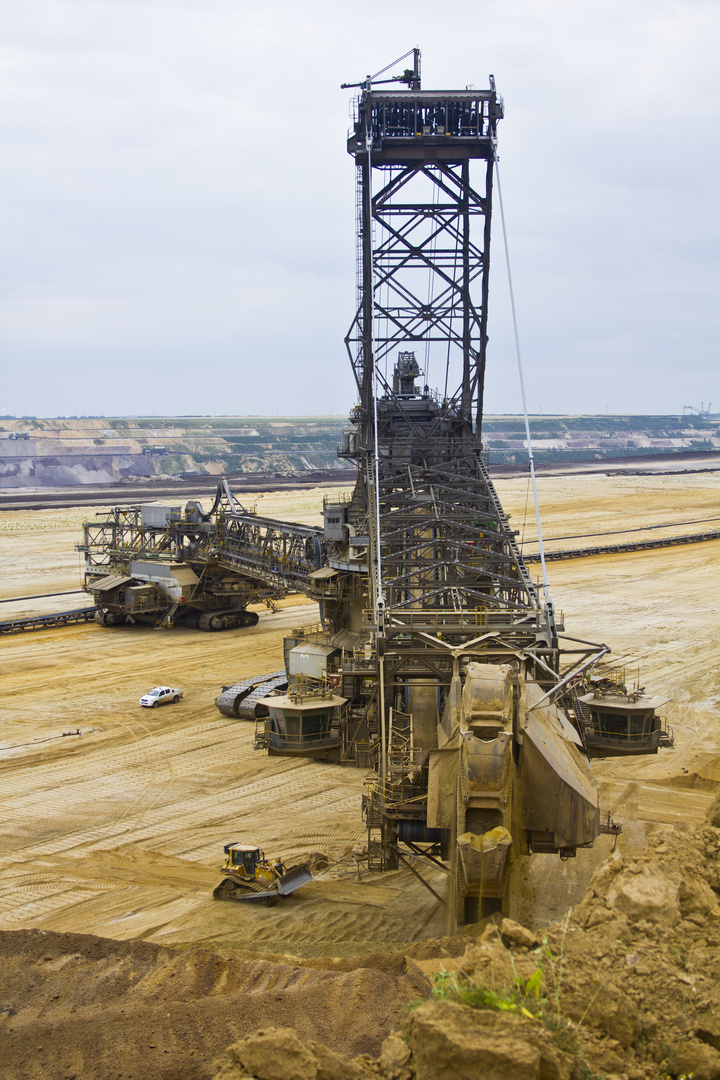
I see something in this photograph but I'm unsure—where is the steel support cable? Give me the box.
[370,48,417,82]
[494,159,550,607]
[519,466,533,554]
[365,112,387,783]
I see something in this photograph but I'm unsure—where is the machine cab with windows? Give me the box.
[223,843,265,877]
[576,674,672,756]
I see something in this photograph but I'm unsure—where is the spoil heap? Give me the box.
[213,811,720,1080]
[3,812,720,1079]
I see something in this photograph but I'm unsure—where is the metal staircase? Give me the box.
[158,602,181,629]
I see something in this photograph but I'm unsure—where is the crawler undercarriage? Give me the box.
[78,480,321,628]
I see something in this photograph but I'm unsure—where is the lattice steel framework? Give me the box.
[345,76,502,441]
[79,482,323,606]
[339,62,549,639]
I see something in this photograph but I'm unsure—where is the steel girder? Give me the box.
[79,503,324,595]
[346,151,497,437]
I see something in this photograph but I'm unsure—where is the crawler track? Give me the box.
[216,671,288,719]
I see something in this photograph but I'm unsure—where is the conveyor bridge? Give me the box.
[78,482,325,621]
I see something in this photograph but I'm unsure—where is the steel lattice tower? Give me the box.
[337,55,549,649]
[345,56,502,441]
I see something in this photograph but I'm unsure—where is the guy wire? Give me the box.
[494,158,550,603]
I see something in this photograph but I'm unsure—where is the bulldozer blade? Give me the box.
[277,864,313,896]
[231,889,280,905]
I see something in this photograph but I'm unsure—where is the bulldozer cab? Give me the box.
[224,843,262,875]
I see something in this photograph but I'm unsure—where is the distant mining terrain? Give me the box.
[0,413,718,487]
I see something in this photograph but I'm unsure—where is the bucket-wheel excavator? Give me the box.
[241,52,626,923]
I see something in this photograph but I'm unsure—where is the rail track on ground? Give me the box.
[524,529,720,563]
[0,607,97,634]
[0,469,356,512]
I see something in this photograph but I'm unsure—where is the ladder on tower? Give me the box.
[570,687,595,745]
[366,472,382,604]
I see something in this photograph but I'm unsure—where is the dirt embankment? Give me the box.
[0,928,448,1079]
[4,815,720,1079]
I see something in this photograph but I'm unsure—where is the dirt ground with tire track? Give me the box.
[0,469,719,953]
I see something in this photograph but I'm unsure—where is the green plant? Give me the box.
[578,1067,608,1080]
[426,949,618,1080]
[430,966,545,1020]
[656,1035,694,1079]
[402,996,429,1015]
[541,1013,581,1056]
[668,945,688,968]
[534,911,572,1023]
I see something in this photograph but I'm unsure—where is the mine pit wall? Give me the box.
[0,451,156,487]
[2,416,717,488]
[0,417,350,487]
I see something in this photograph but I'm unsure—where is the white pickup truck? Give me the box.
[139,686,183,708]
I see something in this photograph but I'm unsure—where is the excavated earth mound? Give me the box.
[4,815,720,1079]
[0,930,439,1080]
[210,814,720,1080]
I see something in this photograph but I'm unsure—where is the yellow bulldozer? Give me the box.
[212,843,313,906]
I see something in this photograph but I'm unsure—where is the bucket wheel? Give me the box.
[452,758,512,928]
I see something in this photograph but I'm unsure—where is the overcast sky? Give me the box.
[1,0,718,418]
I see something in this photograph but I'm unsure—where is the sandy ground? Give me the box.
[0,472,718,952]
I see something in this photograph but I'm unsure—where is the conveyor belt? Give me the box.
[524,530,720,563]
[0,589,85,604]
[0,607,97,634]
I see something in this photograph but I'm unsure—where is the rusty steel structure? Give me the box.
[291,54,607,920]
[217,55,672,923]
[344,59,499,440]
[78,480,322,628]
[79,52,671,925]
